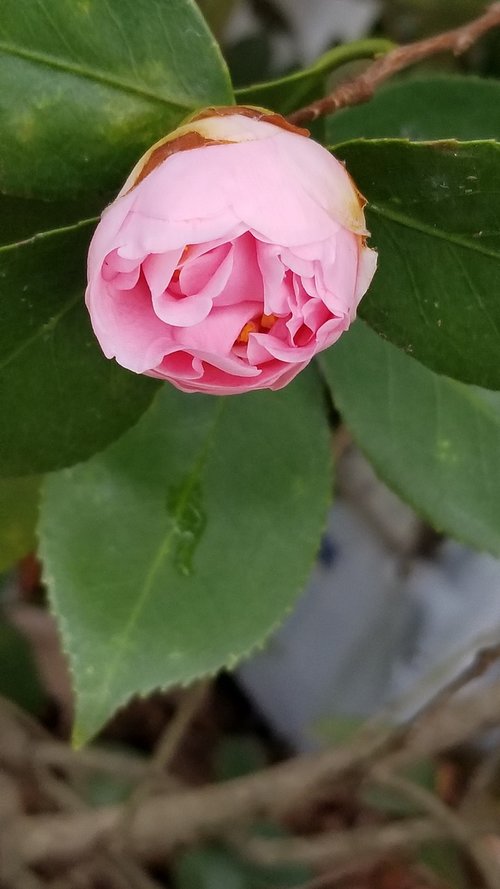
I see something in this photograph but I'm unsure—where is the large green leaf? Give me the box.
[328,75,500,143]
[0,193,107,248]
[334,139,500,389]
[321,321,500,554]
[40,371,332,743]
[0,220,157,476]
[0,476,40,571]
[0,0,233,199]
[236,39,392,116]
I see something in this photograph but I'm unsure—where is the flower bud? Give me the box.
[86,107,377,394]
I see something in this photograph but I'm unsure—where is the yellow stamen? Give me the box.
[171,245,192,283]
[260,313,277,329]
[237,321,258,344]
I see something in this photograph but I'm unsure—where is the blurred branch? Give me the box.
[36,740,149,782]
[370,769,500,888]
[119,681,209,839]
[7,673,500,869]
[151,681,209,776]
[236,819,447,871]
[289,2,500,124]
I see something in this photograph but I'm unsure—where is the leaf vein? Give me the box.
[0,40,189,108]
[93,399,226,717]
[370,203,500,260]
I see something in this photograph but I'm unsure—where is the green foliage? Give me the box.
[0,619,44,714]
[0,476,40,571]
[334,139,500,389]
[322,322,500,554]
[236,39,393,115]
[174,842,311,889]
[0,0,235,477]
[0,0,233,199]
[214,736,268,782]
[328,75,500,143]
[419,840,468,889]
[39,371,331,742]
[0,221,158,476]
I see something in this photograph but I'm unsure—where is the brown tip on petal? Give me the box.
[192,105,310,138]
[124,105,310,195]
[132,131,227,189]
[355,185,368,212]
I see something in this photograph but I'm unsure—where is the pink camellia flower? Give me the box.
[86,107,377,395]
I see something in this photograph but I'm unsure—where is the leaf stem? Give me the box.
[236,38,394,101]
[289,2,500,125]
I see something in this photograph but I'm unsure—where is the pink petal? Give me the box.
[86,275,174,373]
[173,302,259,358]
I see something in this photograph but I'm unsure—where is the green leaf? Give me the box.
[0,193,106,248]
[236,39,392,116]
[0,476,40,571]
[334,139,500,389]
[175,847,247,889]
[0,220,157,476]
[0,0,233,199]
[419,841,467,889]
[175,840,312,889]
[214,736,268,782]
[39,370,331,743]
[328,75,500,143]
[321,321,500,555]
[0,619,44,714]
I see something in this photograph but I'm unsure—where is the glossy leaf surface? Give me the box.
[0,0,233,199]
[0,220,157,476]
[334,139,500,389]
[236,39,392,116]
[40,371,331,742]
[328,75,500,143]
[322,322,500,554]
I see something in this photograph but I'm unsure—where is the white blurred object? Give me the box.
[239,448,500,750]
[390,542,500,719]
[239,497,407,750]
[275,0,380,62]
[225,0,380,67]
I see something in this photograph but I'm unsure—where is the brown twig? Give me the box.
[8,674,500,869]
[0,696,162,886]
[237,819,446,872]
[370,769,500,889]
[36,739,149,783]
[288,2,500,125]
[151,680,209,775]
[382,639,500,741]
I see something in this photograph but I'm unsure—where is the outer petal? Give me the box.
[86,109,378,396]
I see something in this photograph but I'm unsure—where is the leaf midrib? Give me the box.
[89,399,226,723]
[0,216,97,371]
[0,215,98,254]
[369,202,500,260]
[0,291,81,372]
[0,40,190,109]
